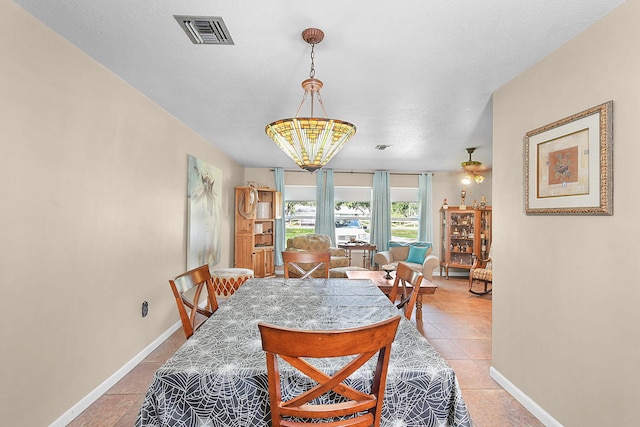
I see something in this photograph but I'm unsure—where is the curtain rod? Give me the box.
[270,169,433,177]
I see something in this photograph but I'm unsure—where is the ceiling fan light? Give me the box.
[460,147,486,184]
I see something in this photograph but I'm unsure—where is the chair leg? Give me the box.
[469,279,492,295]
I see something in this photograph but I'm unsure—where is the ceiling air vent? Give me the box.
[174,15,234,45]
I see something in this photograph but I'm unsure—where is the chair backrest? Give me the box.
[169,265,219,339]
[388,262,423,319]
[282,251,331,279]
[258,315,401,427]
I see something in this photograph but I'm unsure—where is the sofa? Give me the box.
[373,241,439,281]
[285,234,350,278]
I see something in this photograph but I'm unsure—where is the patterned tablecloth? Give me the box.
[136,278,473,427]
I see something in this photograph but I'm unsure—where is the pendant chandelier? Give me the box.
[265,28,356,172]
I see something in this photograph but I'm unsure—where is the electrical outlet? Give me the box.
[142,301,149,317]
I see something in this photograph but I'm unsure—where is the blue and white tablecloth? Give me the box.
[136,278,473,427]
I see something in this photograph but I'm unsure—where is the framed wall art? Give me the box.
[524,100,613,215]
[187,155,222,269]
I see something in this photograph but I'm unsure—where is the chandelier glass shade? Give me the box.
[461,173,484,185]
[265,28,356,172]
[266,117,356,172]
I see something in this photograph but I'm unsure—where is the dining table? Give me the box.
[136,277,473,427]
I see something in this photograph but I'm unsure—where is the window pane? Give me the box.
[284,201,316,241]
[391,202,419,242]
[335,201,370,243]
[284,185,422,244]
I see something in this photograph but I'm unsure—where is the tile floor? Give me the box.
[68,275,543,427]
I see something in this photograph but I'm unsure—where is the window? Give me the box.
[390,201,419,241]
[284,185,422,243]
[334,201,370,244]
[284,200,316,240]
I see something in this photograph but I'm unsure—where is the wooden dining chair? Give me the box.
[388,262,424,320]
[282,251,331,279]
[169,264,219,339]
[258,315,401,427]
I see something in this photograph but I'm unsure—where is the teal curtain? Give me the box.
[418,173,433,242]
[314,169,336,244]
[370,171,391,252]
[274,168,285,265]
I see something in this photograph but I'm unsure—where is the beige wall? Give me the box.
[492,0,639,425]
[0,1,244,424]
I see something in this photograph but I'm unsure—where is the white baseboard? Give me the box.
[50,321,182,427]
[489,367,563,427]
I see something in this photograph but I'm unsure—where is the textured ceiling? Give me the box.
[13,0,625,173]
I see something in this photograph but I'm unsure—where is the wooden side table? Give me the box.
[338,243,377,269]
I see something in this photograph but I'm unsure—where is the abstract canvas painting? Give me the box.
[187,155,221,269]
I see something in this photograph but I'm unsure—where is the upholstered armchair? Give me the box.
[469,247,492,295]
[285,234,349,278]
[373,241,439,281]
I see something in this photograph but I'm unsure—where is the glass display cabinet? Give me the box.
[439,207,491,279]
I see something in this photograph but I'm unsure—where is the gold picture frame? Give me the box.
[525,101,613,215]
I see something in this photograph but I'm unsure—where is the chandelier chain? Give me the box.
[309,43,316,79]
[316,92,328,118]
[295,91,309,117]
